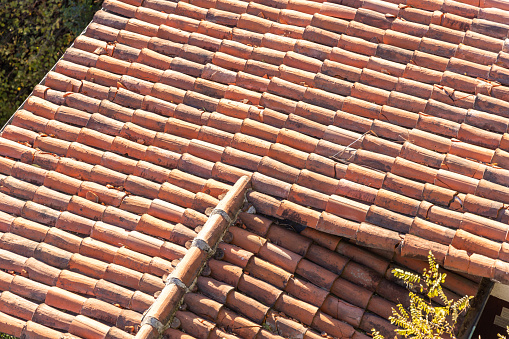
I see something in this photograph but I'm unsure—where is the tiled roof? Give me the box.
[163,212,481,339]
[1,0,509,336]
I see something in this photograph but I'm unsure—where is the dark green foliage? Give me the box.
[0,0,102,126]
[0,1,98,336]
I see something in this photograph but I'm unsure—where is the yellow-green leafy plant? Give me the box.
[372,252,473,339]
[498,327,509,339]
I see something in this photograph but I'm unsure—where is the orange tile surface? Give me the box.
[163,212,480,339]
[2,0,509,336]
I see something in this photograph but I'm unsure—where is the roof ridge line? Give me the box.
[136,176,251,339]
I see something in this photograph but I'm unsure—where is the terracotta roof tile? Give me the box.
[5,0,509,335]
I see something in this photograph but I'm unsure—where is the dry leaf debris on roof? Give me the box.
[1,0,509,336]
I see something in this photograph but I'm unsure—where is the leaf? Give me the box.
[375,251,473,339]
[85,191,99,203]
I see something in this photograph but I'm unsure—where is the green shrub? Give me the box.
[373,252,472,339]
[0,0,102,126]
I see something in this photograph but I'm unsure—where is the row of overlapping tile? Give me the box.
[134,176,250,339]
[0,150,247,338]
[12,0,509,281]
[0,151,477,339]
[93,0,509,104]
[164,211,481,339]
[0,131,247,337]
